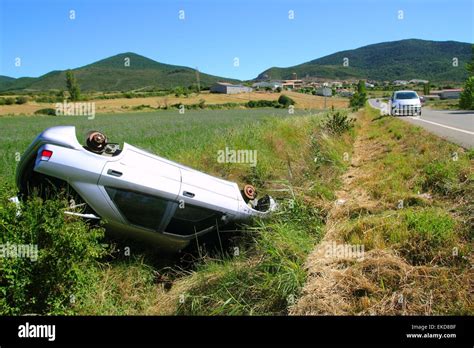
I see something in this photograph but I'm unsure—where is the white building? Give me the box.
[252,81,283,90]
[210,82,253,94]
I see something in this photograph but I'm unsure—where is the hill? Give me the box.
[0,53,240,92]
[257,39,472,82]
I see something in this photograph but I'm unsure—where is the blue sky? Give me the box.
[0,0,472,80]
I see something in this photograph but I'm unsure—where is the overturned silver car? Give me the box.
[16,126,277,251]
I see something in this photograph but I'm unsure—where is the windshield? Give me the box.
[395,92,418,99]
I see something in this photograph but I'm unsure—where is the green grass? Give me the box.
[360,106,472,206]
[0,108,299,182]
[424,99,460,110]
[340,207,468,266]
[328,105,473,315]
[176,201,325,315]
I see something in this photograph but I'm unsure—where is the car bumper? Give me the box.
[392,106,421,116]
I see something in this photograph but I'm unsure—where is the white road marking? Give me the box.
[407,117,474,135]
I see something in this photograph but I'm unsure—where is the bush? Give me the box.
[459,76,474,110]
[34,95,62,103]
[278,95,295,107]
[246,100,279,108]
[4,97,14,105]
[15,96,28,105]
[324,110,355,135]
[34,108,57,116]
[0,186,107,315]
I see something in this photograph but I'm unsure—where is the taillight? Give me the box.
[40,149,53,161]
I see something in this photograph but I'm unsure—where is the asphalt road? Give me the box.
[368,99,474,149]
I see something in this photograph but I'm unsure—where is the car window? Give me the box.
[105,187,169,230]
[395,92,418,99]
[166,204,219,236]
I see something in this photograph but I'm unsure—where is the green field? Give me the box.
[0,108,355,315]
[0,108,309,182]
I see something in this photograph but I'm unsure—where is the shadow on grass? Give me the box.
[372,114,392,122]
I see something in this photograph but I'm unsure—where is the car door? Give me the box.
[98,145,182,232]
[162,167,240,236]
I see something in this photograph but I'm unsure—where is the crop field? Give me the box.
[0,91,348,116]
[0,108,306,182]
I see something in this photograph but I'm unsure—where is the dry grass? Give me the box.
[0,91,348,116]
[291,106,473,315]
[292,248,472,315]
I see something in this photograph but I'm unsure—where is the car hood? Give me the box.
[393,99,421,106]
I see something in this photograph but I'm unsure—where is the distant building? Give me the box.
[210,82,253,94]
[437,89,462,100]
[393,80,409,86]
[315,87,332,97]
[365,82,375,88]
[252,81,283,90]
[338,89,354,98]
[423,94,440,100]
[282,79,304,89]
[409,79,429,84]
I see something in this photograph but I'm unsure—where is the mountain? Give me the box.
[256,39,472,82]
[0,53,239,92]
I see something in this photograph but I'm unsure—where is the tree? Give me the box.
[357,80,367,95]
[423,83,430,96]
[459,76,474,110]
[15,96,28,105]
[66,70,81,101]
[278,94,295,107]
[459,44,474,109]
[349,80,367,110]
[466,44,474,76]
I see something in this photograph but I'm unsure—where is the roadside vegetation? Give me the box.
[459,44,474,110]
[0,108,355,315]
[292,105,473,315]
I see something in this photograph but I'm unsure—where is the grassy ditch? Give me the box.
[0,108,355,315]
